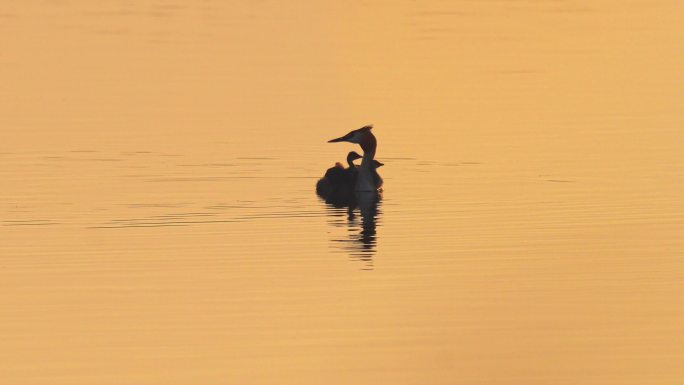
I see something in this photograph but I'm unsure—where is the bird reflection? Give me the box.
[321,191,382,270]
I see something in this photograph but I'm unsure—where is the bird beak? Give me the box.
[328,128,361,143]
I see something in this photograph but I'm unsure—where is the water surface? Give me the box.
[2,1,683,384]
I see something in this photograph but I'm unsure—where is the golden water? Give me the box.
[2,1,683,384]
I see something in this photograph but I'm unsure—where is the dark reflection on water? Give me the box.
[322,192,382,270]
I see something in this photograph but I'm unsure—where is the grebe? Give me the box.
[328,125,382,192]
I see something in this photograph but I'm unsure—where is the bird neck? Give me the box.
[357,136,378,192]
[346,155,356,169]
[359,151,374,168]
[359,133,377,160]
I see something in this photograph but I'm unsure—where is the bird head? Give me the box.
[328,125,373,144]
[347,151,363,162]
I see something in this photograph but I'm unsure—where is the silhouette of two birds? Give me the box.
[316,151,383,197]
[316,125,384,201]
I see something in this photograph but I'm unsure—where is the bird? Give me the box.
[316,151,385,203]
[328,125,382,192]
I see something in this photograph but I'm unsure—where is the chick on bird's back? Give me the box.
[316,151,362,199]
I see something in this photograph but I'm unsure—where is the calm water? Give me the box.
[2,1,684,384]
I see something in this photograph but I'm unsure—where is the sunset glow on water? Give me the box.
[2,1,683,384]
